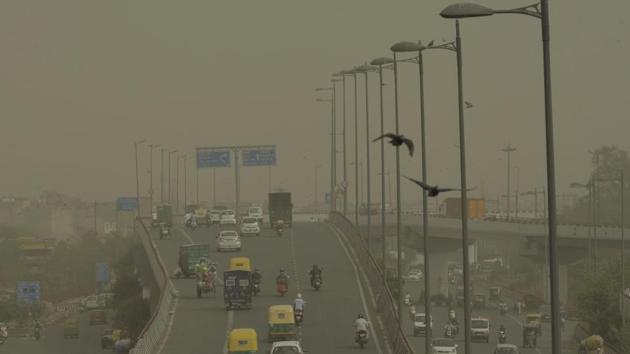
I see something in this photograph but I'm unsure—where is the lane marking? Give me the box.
[328,224,385,354]
[289,227,302,292]
[222,310,234,354]
[175,226,194,244]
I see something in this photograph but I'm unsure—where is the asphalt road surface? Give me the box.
[156,220,383,354]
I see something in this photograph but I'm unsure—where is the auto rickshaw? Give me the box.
[230,257,252,271]
[522,323,537,348]
[579,335,604,354]
[525,313,542,334]
[267,305,296,343]
[472,293,486,308]
[228,328,258,353]
[63,317,79,339]
[489,287,501,301]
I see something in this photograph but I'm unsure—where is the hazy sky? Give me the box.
[1,1,629,207]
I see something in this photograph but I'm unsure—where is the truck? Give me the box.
[269,192,292,228]
[178,244,211,277]
[157,205,173,227]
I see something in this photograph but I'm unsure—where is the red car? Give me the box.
[89,310,107,325]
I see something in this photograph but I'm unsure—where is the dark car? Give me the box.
[101,329,114,349]
[89,310,107,325]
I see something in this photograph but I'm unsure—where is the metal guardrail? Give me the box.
[130,219,177,354]
[329,211,414,354]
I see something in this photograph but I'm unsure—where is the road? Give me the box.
[155,220,383,354]
[0,310,111,354]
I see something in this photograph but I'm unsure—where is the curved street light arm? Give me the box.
[494,3,542,19]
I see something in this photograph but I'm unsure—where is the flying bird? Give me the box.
[426,40,434,47]
[465,101,474,108]
[404,176,476,197]
[373,133,414,156]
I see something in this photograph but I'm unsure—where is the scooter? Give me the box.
[498,330,507,344]
[294,309,304,326]
[160,226,170,240]
[276,281,288,297]
[355,330,368,349]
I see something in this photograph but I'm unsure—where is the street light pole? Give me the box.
[391,51,404,325]
[370,56,394,289]
[621,170,626,327]
[149,144,160,216]
[502,145,516,221]
[357,64,374,257]
[176,153,181,214]
[134,140,146,219]
[183,155,188,210]
[168,149,178,204]
[353,70,360,228]
[160,148,165,204]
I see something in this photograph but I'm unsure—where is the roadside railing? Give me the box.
[130,219,177,354]
[330,211,414,354]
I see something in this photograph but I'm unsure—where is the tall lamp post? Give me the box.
[134,140,146,219]
[334,70,352,216]
[160,148,166,203]
[149,144,160,216]
[370,56,394,288]
[168,149,178,204]
[316,92,335,214]
[441,2,560,352]
[502,145,517,220]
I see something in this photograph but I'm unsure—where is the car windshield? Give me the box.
[249,207,261,214]
[496,348,517,354]
[243,218,257,224]
[415,314,426,322]
[222,211,234,216]
[472,319,489,328]
[221,231,238,237]
[432,339,455,347]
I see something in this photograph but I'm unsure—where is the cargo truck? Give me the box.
[268,192,292,228]
[178,244,211,277]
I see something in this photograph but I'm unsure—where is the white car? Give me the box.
[413,313,433,336]
[247,206,264,224]
[81,295,102,311]
[471,317,490,343]
[209,210,222,224]
[270,340,304,354]
[406,269,423,281]
[219,210,237,226]
[431,338,458,354]
[217,230,241,252]
[240,217,260,236]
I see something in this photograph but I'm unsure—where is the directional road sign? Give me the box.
[242,148,276,166]
[116,197,138,212]
[197,150,231,168]
[17,281,41,305]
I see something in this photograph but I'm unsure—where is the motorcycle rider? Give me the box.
[294,293,306,315]
[404,292,412,306]
[444,322,456,338]
[308,264,323,287]
[355,314,370,340]
[498,324,507,342]
[0,321,8,343]
[33,320,41,339]
[252,268,262,284]
[448,309,458,326]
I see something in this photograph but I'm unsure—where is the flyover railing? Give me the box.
[329,211,414,354]
[130,219,177,354]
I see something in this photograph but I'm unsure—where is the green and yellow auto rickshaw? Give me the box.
[228,328,258,353]
[267,305,296,343]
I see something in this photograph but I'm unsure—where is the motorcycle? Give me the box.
[444,325,456,339]
[34,326,41,341]
[252,281,261,296]
[0,326,7,344]
[499,302,508,316]
[276,228,283,237]
[294,309,304,326]
[160,225,170,240]
[498,330,507,344]
[355,330,368,349]
[276,280,288,296]
[404,294,411,306]
[311,275,322,291]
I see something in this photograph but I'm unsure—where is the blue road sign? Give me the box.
[242,148,276,166]
[117,197,138,211]
[17,281,40,305]
[197,150,231,168]
[96,262,110,283]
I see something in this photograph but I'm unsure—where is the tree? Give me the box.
[576,260,629,345]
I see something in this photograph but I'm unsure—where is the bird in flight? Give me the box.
[403,176,476,197]
[373,133,414,156]
[465,101,474,109]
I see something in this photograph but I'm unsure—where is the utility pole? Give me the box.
[160,148,165,204]
[502,145,516,220]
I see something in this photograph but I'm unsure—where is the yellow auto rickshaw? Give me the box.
[580,334,604,354]
[267,305,296,343]
[228,328,258,353]
[63,317,79,339]
[525,313,543,334]
[229,257,252,271]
